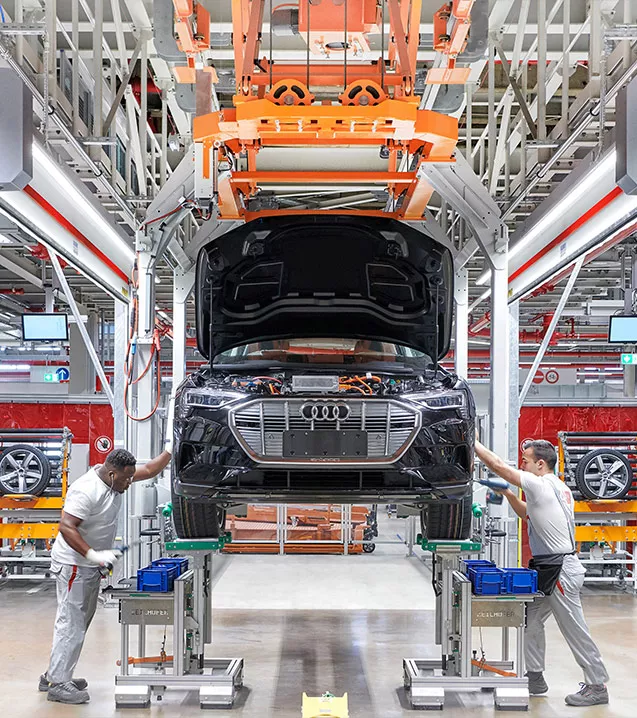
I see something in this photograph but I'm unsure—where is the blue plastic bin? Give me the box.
[152,557,189,576]
[468,567,505,595]
[462,559,495,572]
[136,566,175,592]
[501,568,538,595]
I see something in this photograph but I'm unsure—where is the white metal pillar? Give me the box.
[489,253,510,461]
[133,247,156,463]
[454,267,469,378]
[172,266,195,389]
[508,300,520,568]
[114,299,131,576]
[489,250,510,568]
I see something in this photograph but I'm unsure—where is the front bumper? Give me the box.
[173,404,474,504]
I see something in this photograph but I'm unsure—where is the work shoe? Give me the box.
[565,683,609,706]
[47,681,90,704]
[39,673,88,692]
[526,671,549,695]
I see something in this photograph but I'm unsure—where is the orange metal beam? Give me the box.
[574,500,637,513]
[387,0,414,95]
[251,62,404,87]
[575,525,637,543]
[0,496,63,510]
[0,523,59,540]
[239,0,266,95]
[194,101,458,155]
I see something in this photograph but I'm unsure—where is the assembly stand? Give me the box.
[105,537,244,709]
[403,541,535,711]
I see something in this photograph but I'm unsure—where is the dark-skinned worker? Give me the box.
[40,447,172,704]
[475,438,609,707]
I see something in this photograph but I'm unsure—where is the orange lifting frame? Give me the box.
[194,102,458,220]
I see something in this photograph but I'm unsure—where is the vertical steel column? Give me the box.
[454,268,469,379]
[465,83,472,162]
[15,0,24,64]
[114,299,130,574]
[172,266,195,389]
[139,38,148,196]
[537,0,547,143]
[161,91,168,185]
[589,0,602,81]
[487,39,496,186]
[133,248,155,462]
[45,0,56,98]
[93,0,103,139]
[490,249,510,568]
[508,300,520,568]
[562,0,571,134]
[71,0,79,134]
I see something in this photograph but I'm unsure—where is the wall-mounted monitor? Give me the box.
[21,313,69,342]
[608,315,637,343]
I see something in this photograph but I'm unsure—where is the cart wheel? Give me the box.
[363,542,376,553]
[575,449,634,500]
[0,444,51,496]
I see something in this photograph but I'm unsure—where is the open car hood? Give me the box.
[196,215,453,361]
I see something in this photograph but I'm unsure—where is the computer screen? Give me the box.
[21,313,69,341]
[608,315,637,343]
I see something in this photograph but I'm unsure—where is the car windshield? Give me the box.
[213,338,433,370]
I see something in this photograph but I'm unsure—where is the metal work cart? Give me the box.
[403,541,537,711]
[105,536,244,709]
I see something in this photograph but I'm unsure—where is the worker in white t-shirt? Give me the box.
[41,447,172,705]
[475,438,609,707]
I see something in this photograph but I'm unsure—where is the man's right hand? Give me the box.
[85,548,122,567]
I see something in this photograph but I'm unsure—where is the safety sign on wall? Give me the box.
[95,436,113,454]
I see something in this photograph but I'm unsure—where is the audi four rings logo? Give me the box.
[301,402,351,421]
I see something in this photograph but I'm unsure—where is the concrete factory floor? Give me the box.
[2,515,636,718]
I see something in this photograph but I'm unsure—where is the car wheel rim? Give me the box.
[0,449,45,494]
[582,454,631,499]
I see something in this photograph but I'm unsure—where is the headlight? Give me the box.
[180,388,245,411]
[406,390,466,410]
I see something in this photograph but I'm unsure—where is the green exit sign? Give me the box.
[621,353,637,364]
[44,373,56,382]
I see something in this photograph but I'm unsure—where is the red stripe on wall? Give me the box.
[23,185,130,284]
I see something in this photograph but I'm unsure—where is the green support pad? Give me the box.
[164,533,233,552]
[416,536,482,553]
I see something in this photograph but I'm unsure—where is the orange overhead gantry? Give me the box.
[172,0,472,222]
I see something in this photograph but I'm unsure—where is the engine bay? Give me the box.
[187,368,458,397]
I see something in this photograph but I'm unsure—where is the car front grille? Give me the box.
[229,398,420,464]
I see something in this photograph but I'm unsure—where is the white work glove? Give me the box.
[85,548,122,567]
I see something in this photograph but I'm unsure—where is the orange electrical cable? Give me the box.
[339,383,367,395]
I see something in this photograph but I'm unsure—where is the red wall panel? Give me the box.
[518,405,637,563]
[0,402,114,466]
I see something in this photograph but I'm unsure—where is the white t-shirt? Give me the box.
[51,467,122,567]
[520,471,576,557]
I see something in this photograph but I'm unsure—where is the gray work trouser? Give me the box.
[47,562,101,684]
[525,554,609,685]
